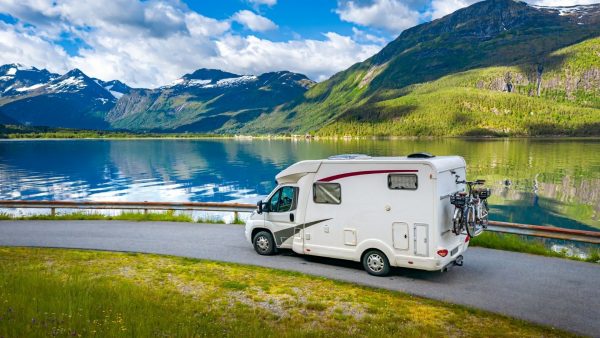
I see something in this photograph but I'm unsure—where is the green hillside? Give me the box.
[319,38,600,136]
[239,0,600,136]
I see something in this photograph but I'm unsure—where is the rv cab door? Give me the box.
[264,185,299,248]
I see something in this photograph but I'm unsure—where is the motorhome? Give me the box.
[245,153,480,276]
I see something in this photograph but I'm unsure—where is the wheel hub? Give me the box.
[367,254,384,272]
[256,236,269,251]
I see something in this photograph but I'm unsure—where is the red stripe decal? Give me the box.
[318,170,418,182]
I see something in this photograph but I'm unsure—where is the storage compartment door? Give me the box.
[414,223,429,256]
[392,222,409,250]
[343,229,357,246]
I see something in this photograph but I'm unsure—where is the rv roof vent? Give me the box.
[407,152,435,159]
[328,154,372,160]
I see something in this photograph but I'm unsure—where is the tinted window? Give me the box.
[313,183,341,204]
[269,189,281,212]
[269,186,297,212]
[388,174,418,190]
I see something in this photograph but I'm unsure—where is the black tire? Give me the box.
[452,208,464,235]
[362,249,390,277]
[464,206,478,237]
[253,231,276,255]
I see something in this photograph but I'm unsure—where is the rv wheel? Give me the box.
[253,231,276,255]
[362,250,390,277]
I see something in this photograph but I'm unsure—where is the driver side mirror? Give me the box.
[257,201,263,214]
[257,201,269,214]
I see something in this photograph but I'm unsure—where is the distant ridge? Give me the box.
[0,64,314,131]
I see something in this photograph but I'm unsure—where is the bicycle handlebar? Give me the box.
[456,179,486,185]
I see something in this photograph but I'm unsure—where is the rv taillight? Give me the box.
[465,235,470,243]
[437,249,448,257]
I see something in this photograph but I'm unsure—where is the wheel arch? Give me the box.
[251,227,272,241]
[357,239,395,264]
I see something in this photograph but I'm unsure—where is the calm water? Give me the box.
[0,138,599,232]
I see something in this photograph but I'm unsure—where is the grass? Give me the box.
[0,211,227,224]
[0,247,573,337]
[471,232,600,264]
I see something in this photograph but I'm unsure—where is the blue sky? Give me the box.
[0,0,595,87]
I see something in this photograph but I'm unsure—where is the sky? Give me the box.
[0,0,597,88]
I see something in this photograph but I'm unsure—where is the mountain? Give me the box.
[2,0,599,135]
[239,0,600,136]
[0,66,127,129]
[108,70,314,132]
[0,64,58,97]
[94,79,132,99]
[0,64,314,132]
[0,112,16,125]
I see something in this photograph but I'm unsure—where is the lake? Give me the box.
[0,138,599,232]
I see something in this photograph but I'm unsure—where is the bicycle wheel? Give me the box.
[452,208,463,235]
[464,206,478,237]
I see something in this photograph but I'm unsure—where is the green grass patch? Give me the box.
[0,211,226,224]
[471,232,600,264]
[0,247,572,337]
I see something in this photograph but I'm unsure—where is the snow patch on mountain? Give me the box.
[216,75,258,87]
[13,64,34,71]
[164,75,258,89]
[188,79,212,86]
[47,76,87,92]
[15,83,45,92]
[101,84,123,99]
[531,5,590,16]
[109,90,124,99]
[166,78,185,87]
[530,3,599,21]
[6,68,17,76]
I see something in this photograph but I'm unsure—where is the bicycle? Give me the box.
[450,178,491,237]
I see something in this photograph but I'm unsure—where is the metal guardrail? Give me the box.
[487,221,600,245]
[0,200,256,220]
[0,200,599,244]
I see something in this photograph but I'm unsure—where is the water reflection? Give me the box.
[0,138,598,231]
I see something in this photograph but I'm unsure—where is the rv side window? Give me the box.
[313,183,341,204]
[388,174,418,190]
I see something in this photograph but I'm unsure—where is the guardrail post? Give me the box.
[50,207,56,217]
[234,211,239,223]
[144,209,148,215]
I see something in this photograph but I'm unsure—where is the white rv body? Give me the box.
[245,155,470,272]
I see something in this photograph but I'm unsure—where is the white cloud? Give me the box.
[352,27,387,44]
[215,33,382,82]
[0,22,70,75]
[336,0,424,34]
[232,10,278,32]
[0,0,382,87]
[248,0,277,6]
[429,0,480,19]
[7,0,593,88]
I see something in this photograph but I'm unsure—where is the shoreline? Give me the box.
[2,135,600,141]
